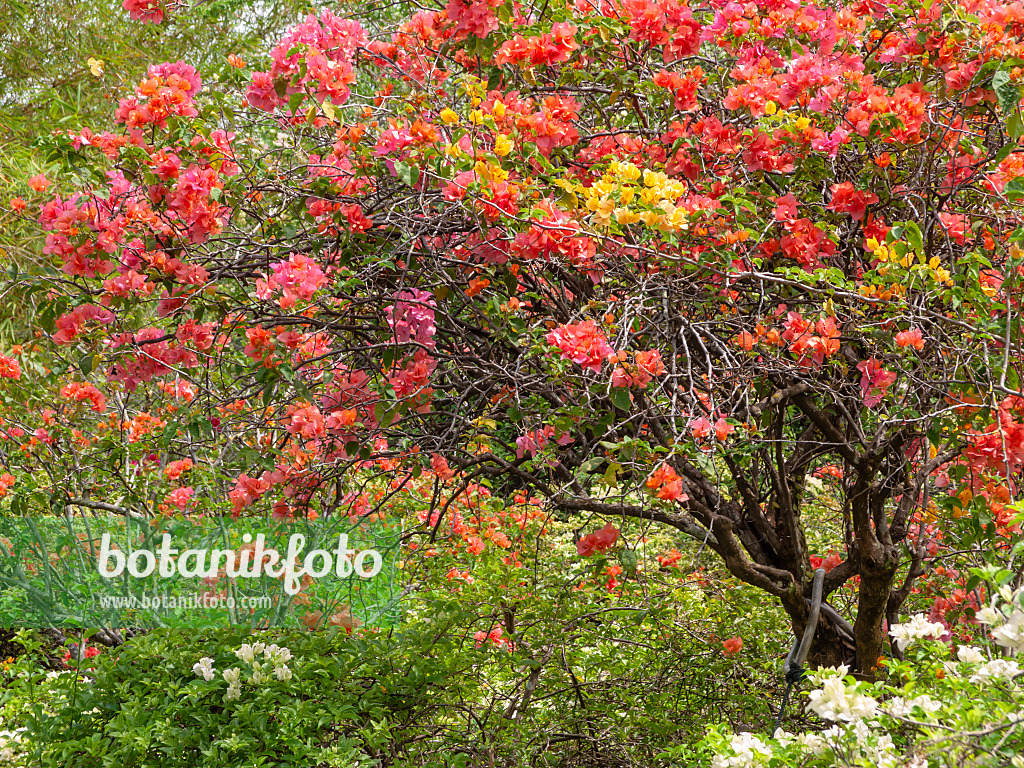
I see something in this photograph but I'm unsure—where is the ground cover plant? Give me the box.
[0,0,1023,763]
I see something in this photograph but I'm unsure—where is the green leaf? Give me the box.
[618,548,637,578]
[994,70,1021,116]
[393,161,419,187]
[611,388,632,411]
[1009,110,1024,140]
[602,462,622,487]
[1005,178,1024,201]
[287,91,305,115]
[902,221,923,254]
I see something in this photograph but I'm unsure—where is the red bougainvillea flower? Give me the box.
[0,355,21,380]
[27,174,49,192]
[646,463,688,502]
[722,637,743,656]
[576,521,620,557]
[123,0,164,23]
[828,181,879,221]
[895,328,925,350]
[0,474,16,498]
[810,551,843,573]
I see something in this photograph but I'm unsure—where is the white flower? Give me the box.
[970,658,1021,684]
[806,664,849,686]
[889,615,945,652]
[274,664,293,681]
[192,657,215,681]
[264,644,292,666]
[0,728,25,760]
[222,667,240,685]
[711,732,772,768]
[957,645,986,664]
[806,674,878,723]
[886,695,941,718]
[885,697,909,717]
[225,684,241,701]
[234,644,256,664]
[976,606,1002,625]
[991,611,1024,653]
[250,661,268,684]
[252,641,267,656]
[795,732,828,756]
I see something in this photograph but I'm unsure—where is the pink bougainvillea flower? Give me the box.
[546,320,614,373]
[857,358,898,408]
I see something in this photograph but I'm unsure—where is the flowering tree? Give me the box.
[2,0,1024,676]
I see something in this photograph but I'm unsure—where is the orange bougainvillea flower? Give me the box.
[465,277,490,297]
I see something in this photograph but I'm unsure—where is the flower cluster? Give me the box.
[888,614,946,652]
[645,462,688,502]
[707,602,1024,768]
[115,61,202,130]
[191,642,294,702]
[545,320,614,374]
[576,521,620,557]
[857,358,898,408]
[255,253,328,309]
[474,624,514,651]
[122,0,163,23]
[247,11,366,112]
[610,349,665,389]
[385,289,438,349]
[495,22,579,68]
[0,354,21,380]
[976,585,1024,653]
[514,424,574,459]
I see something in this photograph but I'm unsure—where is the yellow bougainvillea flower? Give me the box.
[493,135,513,156]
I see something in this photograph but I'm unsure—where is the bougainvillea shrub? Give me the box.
[1,0,1023,677]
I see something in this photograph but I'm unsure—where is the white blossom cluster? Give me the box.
[888,615,946,652]
[710,732,771,768]
[977,585,1024,654]
[805,666,878,722]
[0,729,25,763]
[708,610,1024,768]
[191,641,294,701]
